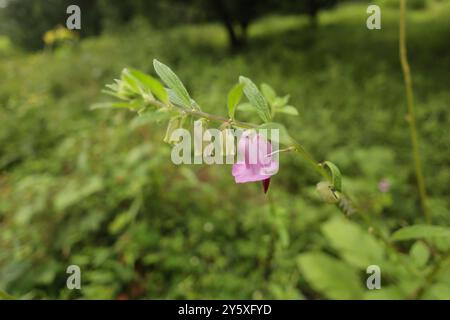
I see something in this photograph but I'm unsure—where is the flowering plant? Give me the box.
[94,57,450,300]
[95,60,344,203]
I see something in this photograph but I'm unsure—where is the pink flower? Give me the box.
[378,179,391,193]
[232,131,279,193]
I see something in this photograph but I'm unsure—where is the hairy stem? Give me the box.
[399,0,430,223]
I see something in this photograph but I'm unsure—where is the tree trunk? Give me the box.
[239,19,250,46]
[306,0,319,28]
[212,0,242,51]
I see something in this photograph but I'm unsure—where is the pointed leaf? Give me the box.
[323,161,342,192]
[272,95,290,108]
[239,76,271,123]
[236,103,256,112]
[392,225,450,241]
[121,69,141,94]
[153,59,192,108]
[227,83,244,119]
[128,68,168,104]
[277,105,299,116]
[167,89,189,110]
[260,83,277,104]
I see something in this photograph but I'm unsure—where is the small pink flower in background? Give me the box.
[232,131,279,193]
[378,179,391,193]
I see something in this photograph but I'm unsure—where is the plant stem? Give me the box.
[263,193,277,282]
[149,100,256,129]
[399,0,430,223]
[291,141,329,180]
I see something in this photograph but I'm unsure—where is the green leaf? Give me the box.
[297,252,363,299]
[166,89,189,109]
[236,103,255,112]
[227,83,244,119]
[409,241,430,268]
[128,68,169,104]
[322,161,342,192]
[391,225,450,241]
[153,59,192,108]
[0,289,16,300]
[322,216,385,268]
[260,83,277,104]
[239,76,271,123]
[272,95,290,108]
[121,69,141,94]
[105,83,119,92]
[101,88,125,100]
[277,105,299,116]
[258,122,294,146]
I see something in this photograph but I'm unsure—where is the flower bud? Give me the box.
[163,116,183,145]
[316,181,339,204]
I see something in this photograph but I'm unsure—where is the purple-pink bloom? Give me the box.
[232,131,279,193]
[378,179,391,193]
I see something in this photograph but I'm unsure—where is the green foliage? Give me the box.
[298,252,364,299]
[1,2,449,300]
[153,59,194,109]
[322,161,342,192]
[322,217,385,269]
[227,83,245,120]
[261,83,298,117]
[409,241,430,268]
[391,225,450,241]
[239,76,272,123]
[127,68,169,104]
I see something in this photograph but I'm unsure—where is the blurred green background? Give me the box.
[0,0,449,299]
